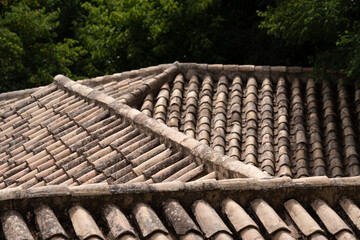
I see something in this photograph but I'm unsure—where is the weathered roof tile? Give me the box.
[133,203,169,238]
[193,200,232,238]
[311,199,354,236]
[1,210,34,240]
[69,205,105,240]
[251,198,290,235]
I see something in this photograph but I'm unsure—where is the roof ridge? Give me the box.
[0,86,44,101]
[77,63,174,87]
[53,74,270,180]
[0,175,358,201]
[176,62,313,74]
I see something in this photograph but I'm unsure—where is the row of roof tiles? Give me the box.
[1,195,359,239]
[140,73,360,178]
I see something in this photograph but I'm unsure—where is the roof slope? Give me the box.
[136,63,360,178]
[0,64,269,190]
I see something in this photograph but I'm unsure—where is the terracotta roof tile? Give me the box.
[69,205,105,240]
[222,198,259,233]
[1,209,34,240]
[193,199,232,239]
[134,203,169,238]
[339,197,360,231]
[103,203,136,239]
[284,199,325,237]
[311,199,354,237]
[251,198,291,235]
[34,203,68,239]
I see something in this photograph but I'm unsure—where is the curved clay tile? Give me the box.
[290,79,309,178]
[69,205,105,240]
[174,164,204,182]
[284,199,325,237]
[305,79,326,176]
[110,128,139,149]
[120,135,152,156]
[151,156,192,183]
[124,138,159,162]
[221,198,261,238]
[163,162,197,182]
[272,230,296,240]
[103,203,136,239]
[133,146,171,172]
[196,75,213,145]
[179,232,204,240]
[228,76,242,160]
[34,204,68,239]
[168,74,184,129]
[250,198,290,235]
[1,209,34,240]
[184,76,200,138]
[147,232,171,240]
[154,83,170,123]
[259,78,275,175]
[305,233,328,240]
[311,199,354,238]
[228,124,241,160]
[142,152,182,179]
[141,93,154,117]
[192,200,233,239]
[275,77,292,177]
[211,232,233,240]
[321,82,343,177]
[133,203,169,238]
[244,77,258,166]
[339,197,360,231]
[335,231,357,240]
[337,84,360,176]
[131,144,168,166]
[163,199,202,237]
[212,75,229,155]
[195,171,216,181]
[238,227,264,240]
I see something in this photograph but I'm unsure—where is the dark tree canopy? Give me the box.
[1,0,357,92]
[258,0,360,84]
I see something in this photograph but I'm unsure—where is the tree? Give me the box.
[0,1,85,92]
[258,0,360,84]
[78,0,221,76]
[0,0,317,92]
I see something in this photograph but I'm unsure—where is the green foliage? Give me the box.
[258,0,360,83]
[1,0,317,92]
[0,1,85,92]
[78,0,223,76]
[0,27,24,92]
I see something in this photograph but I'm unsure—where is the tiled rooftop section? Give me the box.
[0,87,43,113]
[84,63,178,107]
[139,64,360,179]
[0,177,360,239]
[0,82,211,189]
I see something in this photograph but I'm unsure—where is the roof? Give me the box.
[0,62,359,239]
